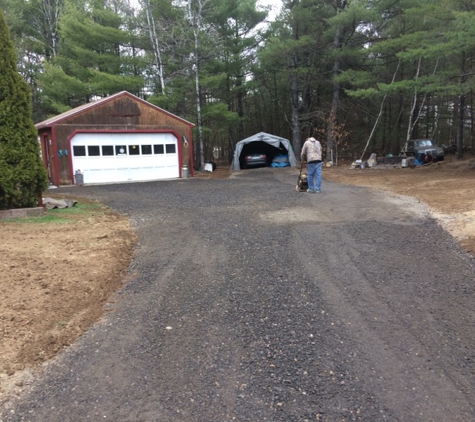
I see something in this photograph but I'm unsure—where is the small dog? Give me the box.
[295,172,309,192]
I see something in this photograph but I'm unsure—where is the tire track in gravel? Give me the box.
[294,221,474,421]
[2,168,475,421]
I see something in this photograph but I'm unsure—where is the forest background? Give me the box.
[1,0,475,169]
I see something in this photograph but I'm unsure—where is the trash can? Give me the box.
[74,170,84,185]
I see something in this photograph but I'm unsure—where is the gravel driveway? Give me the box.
[2,168,475,421]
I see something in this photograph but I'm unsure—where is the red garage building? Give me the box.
[36,91,194,186]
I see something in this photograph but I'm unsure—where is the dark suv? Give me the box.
[404,139,445,161]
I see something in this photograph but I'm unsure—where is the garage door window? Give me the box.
[73,144,176,157]
[142,145,152,155]
[74,143,177,156]
[116,145,127,155]
[102,146,114,156]
[73,146,86,156]
[129,145,140,155]
[88,145,100,156]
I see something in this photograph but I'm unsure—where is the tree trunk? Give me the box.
[382,103,387,153]
[471,89,474,155]
[187,0,208,170]
[323,0,351,160]
[193,42,205,170]
[457,51,466,159]
[144,0,166,94]
[289,11,302,156]
[290,64,302,155]
[406,58,422,142]
[327,20,342,163]
[426,94,431,139]
[457,93,465,159]
[36,0,63,59]
[237,74,244,141]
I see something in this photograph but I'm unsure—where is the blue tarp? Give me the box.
[271,154,290,167]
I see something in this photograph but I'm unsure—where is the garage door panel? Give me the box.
[71,133,179,184]
[98,157,118,170]
[87,157,105,170]
[84,170,106,185]
[139,167,158,181]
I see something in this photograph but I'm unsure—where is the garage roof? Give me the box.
[35,91,195,129]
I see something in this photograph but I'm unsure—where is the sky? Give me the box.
[257,0,283,21]
[128,0,283,21]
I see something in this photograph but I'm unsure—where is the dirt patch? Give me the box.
[1,157,473,404]
[0,199,137,402]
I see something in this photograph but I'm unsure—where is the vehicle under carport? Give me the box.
[232,132,298,170]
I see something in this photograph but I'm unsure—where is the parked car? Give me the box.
[243,153,267,168]
[404,139,445,161]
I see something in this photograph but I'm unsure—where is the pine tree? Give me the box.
[0,8,48,210]
[39,0,145,113]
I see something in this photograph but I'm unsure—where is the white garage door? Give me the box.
[71,133,179,184]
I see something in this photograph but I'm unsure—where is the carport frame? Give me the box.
[232,132,297,170]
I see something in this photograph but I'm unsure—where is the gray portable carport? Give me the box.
[232,132,298,170]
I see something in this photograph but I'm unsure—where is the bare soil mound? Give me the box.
[0,200,137,401]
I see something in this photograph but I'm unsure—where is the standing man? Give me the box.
[301,137,323,193]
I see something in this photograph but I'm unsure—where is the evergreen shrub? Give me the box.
[0,9,48,210]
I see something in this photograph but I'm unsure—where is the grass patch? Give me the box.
[1,202,107,224]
